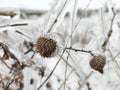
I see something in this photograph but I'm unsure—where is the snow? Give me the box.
[0,0,120,90]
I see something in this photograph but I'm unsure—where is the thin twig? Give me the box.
[71,0,77,30]
[72,0,91,32]
[1,60,12,70]
[58,69,74,90]
[47,0,69,32]
[70,0,77,45]
[30,52,36,59]
[4,70,23,90]
[61,56,72,68]
[61,55,82,79]
[63,53,69,90]
[100,8,106,38]
[4,74,16,90]
[15,30,32,40]
[70,0,91,39]
[78,71,93,90]
[37,49,66,90]
[24,49,33,54]
[65,47,94,56]
[0,23,28,28]
[107,50,120,70]
[82,71,93,87]
[65,50,86,77]
[102,7,116,51]
[0,42,17,60]
[65,0,91,48]
[86,82,91,90]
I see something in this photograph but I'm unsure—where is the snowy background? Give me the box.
[0,0,120,90]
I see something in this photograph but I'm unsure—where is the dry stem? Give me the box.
[37,49,66,90]
[47,0,69,33]
[102,7,116,51]
[65,47,94,56]
[0,23,28,28]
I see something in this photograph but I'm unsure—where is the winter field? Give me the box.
[0,0,120,90]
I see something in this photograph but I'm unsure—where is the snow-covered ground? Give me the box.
[0,0,120,90]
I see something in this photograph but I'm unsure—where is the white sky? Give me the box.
[0,0,54,11]
[0,0,120,10]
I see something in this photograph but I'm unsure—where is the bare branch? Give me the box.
[0,23,28,28]
[37,49,66,90]
[102,7,116,51]
[63,53,69,90]
[78,71,93,90]
[47,0,69,32]
[65,47,94,56]
[4,74,16,90]
[58,69,73,90]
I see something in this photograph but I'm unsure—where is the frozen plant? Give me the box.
[0,0,120,90]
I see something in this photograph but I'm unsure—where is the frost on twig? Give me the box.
[0,23,28,28]
[102,7,116,51]
[0,0,120,90]
[65,47,94,56]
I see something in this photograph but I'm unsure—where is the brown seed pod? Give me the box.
[35,37,57,57]
[90,55,106,74]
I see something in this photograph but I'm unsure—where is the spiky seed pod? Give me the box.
[90,55,106,74]
[36,37,57,57]
[35,32,65,58]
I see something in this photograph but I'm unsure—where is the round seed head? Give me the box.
[35,37,57,57]
[35,32,65,58]
[90,55,106,74]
